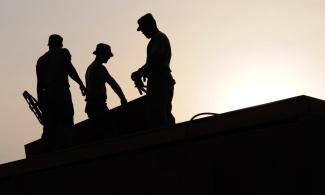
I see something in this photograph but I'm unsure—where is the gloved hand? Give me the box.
[134,79,147,95]
[131,71,147,95]
[120,97,128,105]
[131,71,140,81]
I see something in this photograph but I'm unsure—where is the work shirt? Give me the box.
[141,31,172,78]
[85,61,110,102]
[36,48,71,93]
[139,31,175,91]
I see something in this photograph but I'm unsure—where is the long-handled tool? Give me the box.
[23,90,43,125]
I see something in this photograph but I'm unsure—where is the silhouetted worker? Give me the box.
[85,43,127,119]
[36,34,86,142]
[131,13,176,128]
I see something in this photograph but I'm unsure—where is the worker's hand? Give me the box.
[120,97,127,106]
[132,71,147,82]
[131,71,141,81]
[80,84,86,96]
[131,70,147,95]
[134,79,147,95]
[141,75,147,82]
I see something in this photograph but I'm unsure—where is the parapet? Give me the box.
[1,95,325,194]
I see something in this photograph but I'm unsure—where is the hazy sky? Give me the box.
[1,0,325,164]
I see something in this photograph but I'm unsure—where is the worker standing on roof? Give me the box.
[131,13,176,129]
[36,34,86,143]
[85,43,127,119]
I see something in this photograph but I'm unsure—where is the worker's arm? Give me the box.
[105,70,127,105]
[66,62,86,96]
[63,49,86,96]
[36,63,45,110]
[133,33,167,80]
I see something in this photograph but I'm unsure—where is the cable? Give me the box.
[190,112,218,121]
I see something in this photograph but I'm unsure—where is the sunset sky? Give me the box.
[1,0,325,164]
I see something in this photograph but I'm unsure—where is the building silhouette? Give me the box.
[0,95,325,194]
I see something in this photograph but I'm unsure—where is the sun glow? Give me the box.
[220,48,309,111]
[226,77,299,111]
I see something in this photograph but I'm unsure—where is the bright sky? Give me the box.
[1,0,325,164]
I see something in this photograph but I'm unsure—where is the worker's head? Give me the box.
[93,43,113,63]
[137,13,158,38]
[48,34,63,49]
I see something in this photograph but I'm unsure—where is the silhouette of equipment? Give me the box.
[23,91,43,125]
[131,72,147,95]
[190,112,218,121]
